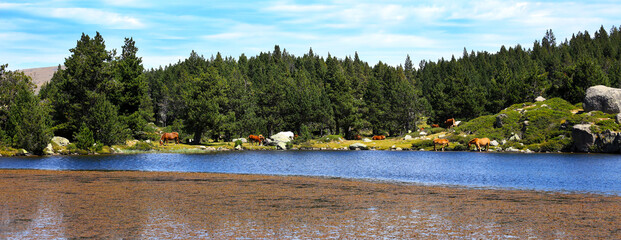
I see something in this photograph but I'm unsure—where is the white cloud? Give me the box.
[1,3,145,29]
[45,8,145,29]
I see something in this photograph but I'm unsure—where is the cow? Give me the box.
[431,124,440,128]
[445,118,456,128]
[372,135,386,140]
[433,138,449,151]
[248,134,265,146]
[354,134,362,140]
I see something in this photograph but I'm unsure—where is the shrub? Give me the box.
[447,134,471,145]
[451,143,468,151]
[411,140,434,149]
[129,141,153,151]
[285,141,293,149]
[539,138,573,152]
[427,128,445,134]
[234,139,243,147]
[74,124,95,151]
[592,119,621,133]
[320,135,343,143]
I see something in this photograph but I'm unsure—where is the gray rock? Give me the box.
[524,149,533,153]
[501,139,507,145]
[572,124,595,152]
[276,142,287,150]
[616,113,621,124]
[206,147,217,151]
[403,135,412,140]
[495,114,507,128]
[583,85,621,113]
[349,143,368,150]
[490,140,499,146]
[419,131,427,136]
[232,138,247,143]
[505,147,520,152]
[541,104,548,108]
[395,147,402,151]
[523,120,530,126]
[362,138,372,143]
[52,136,70,147]
[235,145,243,150]
[535,96,546,102]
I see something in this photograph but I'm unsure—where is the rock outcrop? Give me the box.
[494,114,507,128]
[583,85,621,113]
[572,124,621,153]
[572,124,595,152]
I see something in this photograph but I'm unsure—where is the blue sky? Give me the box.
[2,0,621,70]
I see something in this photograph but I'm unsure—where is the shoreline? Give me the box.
[1,169,619,238]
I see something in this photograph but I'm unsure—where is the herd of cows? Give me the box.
[157,117,491,152]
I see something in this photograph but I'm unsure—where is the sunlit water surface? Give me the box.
[1,151,620,195]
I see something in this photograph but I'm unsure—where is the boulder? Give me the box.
[494,114,507,128]
[395,147,403,151]
[583,85,621,113]
[454,121,461,126]
[235,145,243,150]
[419,131,427,136]
[232,138,247,143]
[51,136,70,147]
[276,142,287,150]
[535,96,546,102]
[44,143,54,155]
[505,147,520,152]
[270,131,294,143]
[490,140,499,146]
[616,113,621,124]
[508,133,521,141]
[349,143,368,150]
[16,149,29,156]
[362,138,372,143]
[572,124,595,152]
[403,135,412,140]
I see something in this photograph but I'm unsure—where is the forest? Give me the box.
[1,25,621,154]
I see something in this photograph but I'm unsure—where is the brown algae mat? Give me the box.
[0,170,619,239]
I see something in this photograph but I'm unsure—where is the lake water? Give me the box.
[1,151,620,195]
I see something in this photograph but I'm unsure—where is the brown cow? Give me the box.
[445,118,456,128]
[468,138,490,152]
[372,135,386,140]
[431,124,440,128]
[433,138,449,151]
[248,134,265,146]
[354,134,362,140]
[160,132,180,145]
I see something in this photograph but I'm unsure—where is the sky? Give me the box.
[2,0,621,70]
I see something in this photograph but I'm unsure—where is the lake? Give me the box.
[1,151,620,195]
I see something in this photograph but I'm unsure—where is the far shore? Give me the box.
[1,169,619,238]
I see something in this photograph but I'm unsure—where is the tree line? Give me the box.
[1,26,620,153]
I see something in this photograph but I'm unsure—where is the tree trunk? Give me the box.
[193,130,203,145]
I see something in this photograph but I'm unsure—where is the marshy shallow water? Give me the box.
[1,151,620,194]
